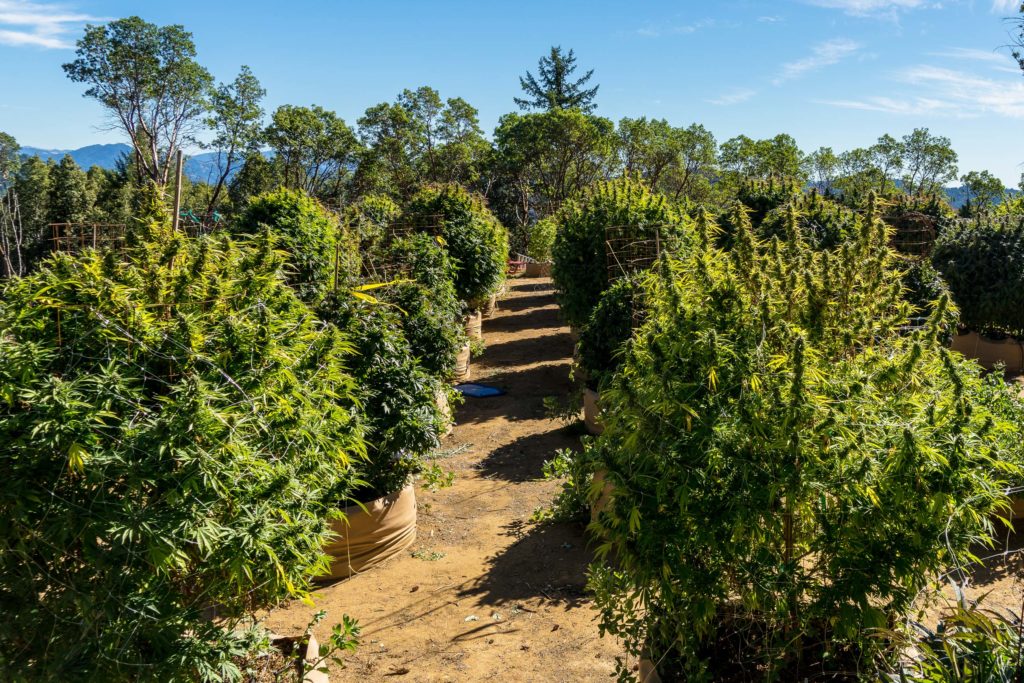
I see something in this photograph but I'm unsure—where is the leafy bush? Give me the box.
[378,234,466,379]
[932,216,1024,336]
[403,184,509,308]
[234,188,344,302]
[342,193,400,255]
[551,176,681,330]
[890,603,1024,682]
[759,191,859,249]
[0,225,364,681]
[588,203,1022,681]
[527,216,558,262]
[577,276,642,390]
[720,177,802,231]
[320,295,447,500]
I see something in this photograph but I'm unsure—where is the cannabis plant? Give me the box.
[932,215,1024,336]
[378,233,467,379]
[402,184,509,308]
[0,220,364,681]
[589,200,1023,681]
[551,176,682,330]
[234,188,348,302]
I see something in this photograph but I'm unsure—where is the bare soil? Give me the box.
[264,276,621,682]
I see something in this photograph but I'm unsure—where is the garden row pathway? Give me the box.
[266,276,621,682]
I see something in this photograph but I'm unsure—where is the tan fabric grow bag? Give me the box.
[482,293,498,318]
[583,387,604,435]
[269,634,329,683]
[322,485,417,580]
[524,261,552,277]
[436,386,453,437]
[453,342,471,382]
[951,332,1024,374]
[465,310,483,342]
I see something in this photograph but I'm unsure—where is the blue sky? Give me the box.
[1,0,1023,185]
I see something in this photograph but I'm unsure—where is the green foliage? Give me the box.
[514,46,599,113]
[0,227,364,681]
[264,104,358,202]
[901,258,954,320]
[343,193,400,254]
[490,109,617,230]
[589,202,1021,680]
[234,188,341,303]
[527,216,557,262]
[758,191,859,249]
[319,295,447,500]
[62,16,213,187]
[378,233,466,379]
[932,215,1024,336]
[403,184,508,307]
[577,276,641,389]
[551,176,681,330]
[891,603,1024,682]
[535,441,602,523]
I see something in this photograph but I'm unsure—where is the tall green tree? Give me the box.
[47,155,92,225]
[807,146,839,193]
[63,16,213,188]
[900,127,958,196]
[490,109,616,229]
[514,46,599,113]
[203,65,266,216]
[719,134,806,183]
[355,87,490,198]
[617,118,717,203]
[0,131,19,185]
[959,170,1004,213]
[263,104,359,202]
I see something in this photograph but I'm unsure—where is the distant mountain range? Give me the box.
[19,143,240,184]
[19,143,1021,210]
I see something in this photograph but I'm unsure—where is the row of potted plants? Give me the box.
[0,182,510,680]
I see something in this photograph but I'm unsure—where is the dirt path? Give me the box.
[265,276,620,682]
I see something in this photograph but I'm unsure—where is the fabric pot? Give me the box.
[482,293,498,318]
[322,485,417,580]
[951,332,1024,374]
[453,342,471,382]
[638,657,662,683]
[269,634,329,683]
[524,261,552,277]
[583,387,604,436]
[436,386,453,437]
[465,310,483,342]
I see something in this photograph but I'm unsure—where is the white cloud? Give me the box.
[991,0,1019,14]
[929,46,1011,64]
[820,63,1024,118]
[635,18,714,38]
[0,0,100,49]
[707,88,757,105]
[803,0,938,19]
[758,15,784,22]
[774,38,861,84]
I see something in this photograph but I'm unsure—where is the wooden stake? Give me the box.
[172,149,184,233]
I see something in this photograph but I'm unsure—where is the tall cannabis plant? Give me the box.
[589,199,1022,681]
[0,219,364,681]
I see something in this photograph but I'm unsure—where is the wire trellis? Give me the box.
[888,212,937,259]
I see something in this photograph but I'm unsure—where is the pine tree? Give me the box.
[514,46,599,113]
